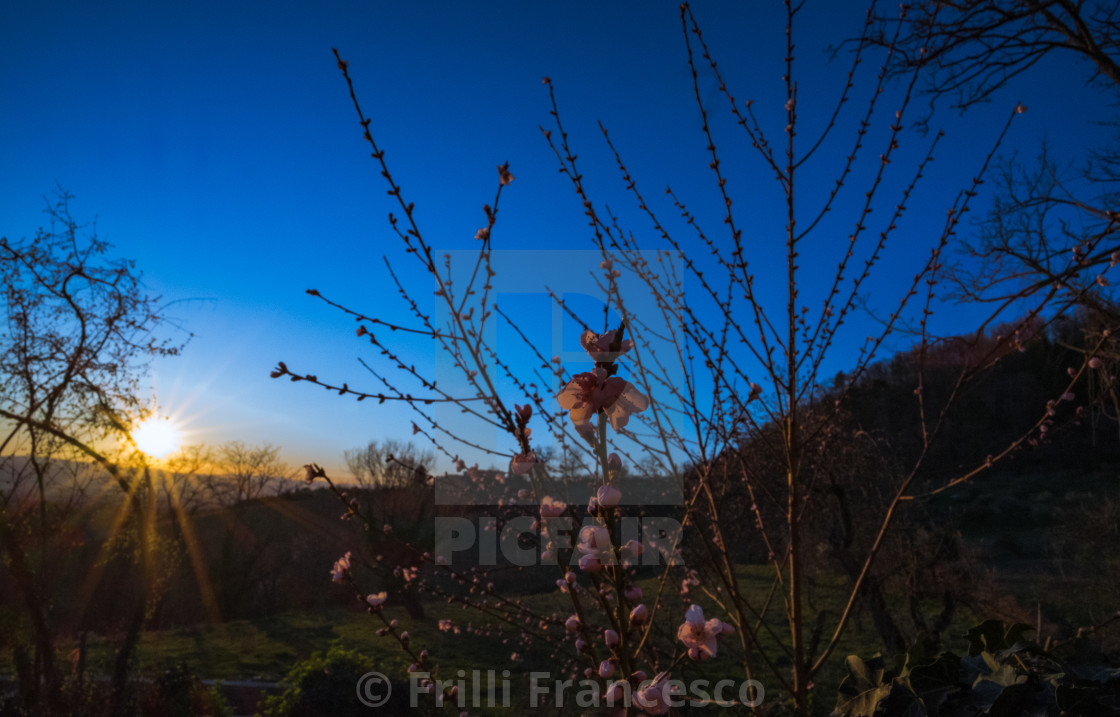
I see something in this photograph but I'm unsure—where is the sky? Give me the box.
[1,1,1115,475]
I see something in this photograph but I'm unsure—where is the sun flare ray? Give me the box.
[132,417,182,459]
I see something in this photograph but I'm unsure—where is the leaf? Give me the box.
[983,663,1023,689]
[961,651,1000,686]
[835,654,893,717]
[966,620,1035,655]
[966,621,1006,656]
[1003,623,1034,648]
[850,653,888,689]
[906,651,962,710]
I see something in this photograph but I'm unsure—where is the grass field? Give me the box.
[0,564,1004,715]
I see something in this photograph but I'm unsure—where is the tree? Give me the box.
[343,438,434,488]
[205,440,291,504]
[875,0,1120,434]
[280,6,1119,713]
[0,190,180,715]
[871,0,1120,114]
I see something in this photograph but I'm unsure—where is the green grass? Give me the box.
[34,604,518,683]
[0,565,1004,716]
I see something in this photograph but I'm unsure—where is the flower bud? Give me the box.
[597,484,622,508]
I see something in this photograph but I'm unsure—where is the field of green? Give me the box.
[2,566,1002,715]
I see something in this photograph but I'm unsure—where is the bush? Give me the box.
[138,663,233,717]
[262,645,429,717]
[833,620,1120,716]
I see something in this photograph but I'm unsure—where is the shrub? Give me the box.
[261,645,428,717]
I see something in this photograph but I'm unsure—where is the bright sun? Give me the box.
[132,417,182,459]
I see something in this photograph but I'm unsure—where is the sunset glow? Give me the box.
[132,417,182,459]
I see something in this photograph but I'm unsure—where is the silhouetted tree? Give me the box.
[344,438,435,488]
[0,190,181,715]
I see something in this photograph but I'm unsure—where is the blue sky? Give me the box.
[1,1,1114,474]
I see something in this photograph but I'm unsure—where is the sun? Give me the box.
[132,417,182,459]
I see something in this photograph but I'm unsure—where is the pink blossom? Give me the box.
[748,382,762,402]
[577,524,612,557]
[607,452,622,471]
[629,603,649,625]
[597,484,622,508]
[578,554,602,573]
[439,619,454,632]
[573,420,598,445]
[475,227,490,241]
[622,539,643,558]
[565,615,581,633]
[557,368,648,430]
[330,552,352,583]
[676,604,729,660]
[539,496,567,518]
[303,464,323,484]
[510,452,537,475]
[580,329,634,363]
[497,163,514,186]
[366,592,387,608]
[634,673,673,715]
[604,628,620,647]
[605,680,628,706]
[1090,357,1103,369]
[598,660,615,678]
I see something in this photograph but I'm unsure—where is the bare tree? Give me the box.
[204,440,290,504]
[876,0,1120,434]
[0,190,180,715]
[872,0,1120,114]
[159,443,216,515]
[343,438,434,488]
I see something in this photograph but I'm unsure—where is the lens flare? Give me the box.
[132,417,181,458]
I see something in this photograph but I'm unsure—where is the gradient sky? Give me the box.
[2,1,1114,474]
